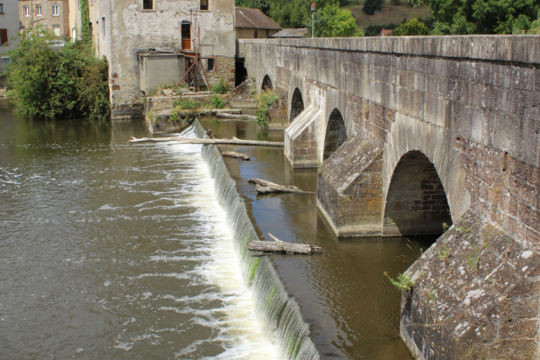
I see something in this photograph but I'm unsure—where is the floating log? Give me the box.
[129,136,284,147]
[222,151,250,160]
[217,113,257,120]
[247,233,323,255]
[248,177,311,194]
[255,184,310,194]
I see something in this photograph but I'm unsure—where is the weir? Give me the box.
[194,122,320,360]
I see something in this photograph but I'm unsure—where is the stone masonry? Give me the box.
[239,36,540,359]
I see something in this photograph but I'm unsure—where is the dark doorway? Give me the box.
[181,23,191,51]
[384,151,452,236]
[235,59,248,87]
[143,0,152,10]
[261,75,272,90]
[323,109,347,160]
[290,88,304,122]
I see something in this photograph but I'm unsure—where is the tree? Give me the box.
[362,0,383,15]
[393,18,431,35]
[6,27,110,121]
[426,0,540,34]
[310,4,363,37]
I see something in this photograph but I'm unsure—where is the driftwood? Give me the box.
[247,233,323,255]
[248,177,311,194]
[222,151,250,161]
[129,136,284,147]
[217,113,257,120]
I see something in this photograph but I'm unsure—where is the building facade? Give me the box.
[90,0,236,119]
[235,7,281,39]
[1,0,22,73]
[19,0,70,37]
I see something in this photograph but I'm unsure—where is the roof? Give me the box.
[380,29,393,36]
[269,28,308,38]
[235,8,282,30]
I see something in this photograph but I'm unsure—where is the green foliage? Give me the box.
[209,94,225,109]
[6,27,110,121]
[384,272,415,291]
[515,10,540,33]
[81,0,92,44]
[212,78,229,94]
[236,0,271,14]
[364,23,399,36]
[393,18,432,35]
[426,0,540,34]
[309,4,363,37]
[255,89,280,127]
[173,98,200,109]
[148,111,156,125]
[438,241,450,263]
[169,110,180,122]
[362,0,383,15]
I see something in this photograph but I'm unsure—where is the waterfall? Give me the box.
[194,122,320,360]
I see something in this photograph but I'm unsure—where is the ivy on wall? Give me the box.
[81,0,92,44]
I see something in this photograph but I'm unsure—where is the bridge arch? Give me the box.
[261,75,273,90]
[383,151,452,236]
[290,88,304,122]
[323,109,347,161]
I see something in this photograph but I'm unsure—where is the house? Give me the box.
[1,0,22,73]
[235,7,281,39]
[269,28,308,38]
[379,29,392,37]
[18,0,80,40]
[90,0,236,119]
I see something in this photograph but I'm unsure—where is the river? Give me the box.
[0,99,425,359]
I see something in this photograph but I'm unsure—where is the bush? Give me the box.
[212,78,229,94]
[255,89,280,127]
[6,27,110,121]
[173,98,199,109]
[209,94,224,109]
[362,0,383,15]
[393,18,431,35]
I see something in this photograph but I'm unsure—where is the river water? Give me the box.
[0,100,424,359]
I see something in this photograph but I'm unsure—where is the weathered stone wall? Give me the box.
[206,56,235,86]
[90,0,235,119]
[239,36,540,359]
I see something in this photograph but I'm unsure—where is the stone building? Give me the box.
[0,0,21,73]
[235,7,281,39]
[19,0,70,37]
[89,0,236,119]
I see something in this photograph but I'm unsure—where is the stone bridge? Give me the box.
[239,36,540,360]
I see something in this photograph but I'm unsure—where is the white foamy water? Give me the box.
[134,133,280,359]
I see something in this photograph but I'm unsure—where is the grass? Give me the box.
[173,98,200,110]
[384,271,415,291]
[343,1,431,30]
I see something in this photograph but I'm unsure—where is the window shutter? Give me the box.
[0,29,8,45]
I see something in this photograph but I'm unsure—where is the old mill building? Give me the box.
[89,0,236,119]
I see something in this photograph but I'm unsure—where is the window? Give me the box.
[71,28,76,42]
[23,5,29,16]
[53,25,61,36]
[143,0,152,10]
[36,5,42,16]
[2,56,10,70]
[52,4,59,16]
[254,30,258,38]
[200,0,208,11]
[207,58,215,71]
[101,17,105,37]
[0,29,7,45]
[0,4,4,14]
